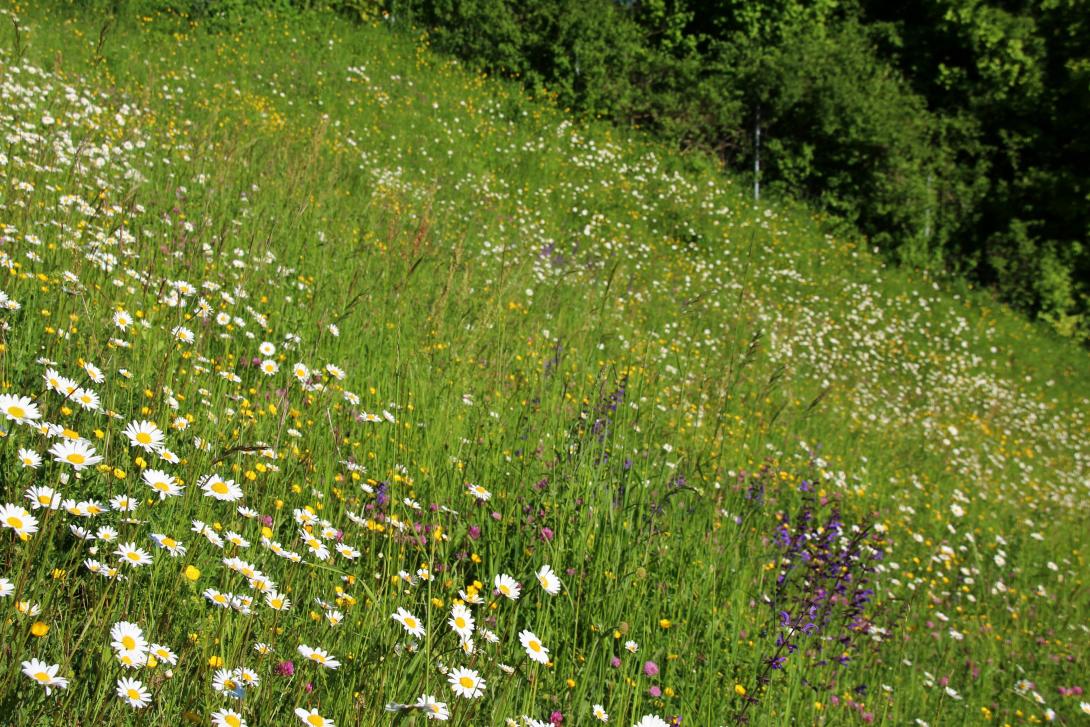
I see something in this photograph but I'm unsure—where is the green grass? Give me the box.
[0,3,1087,725]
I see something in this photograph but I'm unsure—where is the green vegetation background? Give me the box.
[1,0,1087,724]
[132,0,1090,340]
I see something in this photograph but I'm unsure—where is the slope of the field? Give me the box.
[1,4,1088,726]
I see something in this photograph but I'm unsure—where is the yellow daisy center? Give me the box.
[211,481,229,495]
[405,618,416,629]
[455,617,466,628]
[7,516,24,529]
[136,432,152,444]
[307,716,324,727]
[459,676,474,689]
[122,635,136,649]
[34,671,50,682]
[8,405,25,418]
[127,552,141,561]
[126,688,141,700]
[529,640,541,652]
[67,453,86,465]
[225,716,241,727]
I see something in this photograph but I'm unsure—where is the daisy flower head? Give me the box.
[467,483,491,501]
[143,469,182,499]
[44,369,77,396]
[205,588,231,608]
[415,694,450,721]
[593,704,609,722]
[519,630,550,664]
[124,420,165,452]
[211,708,247,727]
[49,439,103,471]
[115,542,153,567]
[16,601,42,617]
[536,564,561,595]
[448,666,486,699]
[633,716,669,727]
[459,586,484,605]
[73,387,100,411]
[448,603,474,640]
[294,708,335,727]
[265,591,291,611]
[83,362,104,384]
[116,677,151,708]
[494,573,521,600]
[260,359,279,376]
[625,640,639,653]
[171,325,194,344]
[18,448,42,469]
[110,621,148,655]
[149,643,178,665]
[110,494,138,513]
[335,543,360,560]
[259,341,276,357]
[201,474,243,502]
[0,503,39,538]
[22,659,68,694]
[213,668,245,698]
[150,533,186,556]
[0,394,40,425]
[113,309,133,330]
[25,485,59,510]
[297,643,340,669]
[392,607,425,638]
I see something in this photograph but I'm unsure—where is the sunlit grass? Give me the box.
[0,3,1086,725]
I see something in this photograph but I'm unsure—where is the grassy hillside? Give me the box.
[0,3,1087,725]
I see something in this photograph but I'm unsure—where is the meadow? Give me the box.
[0,3,1088,725]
